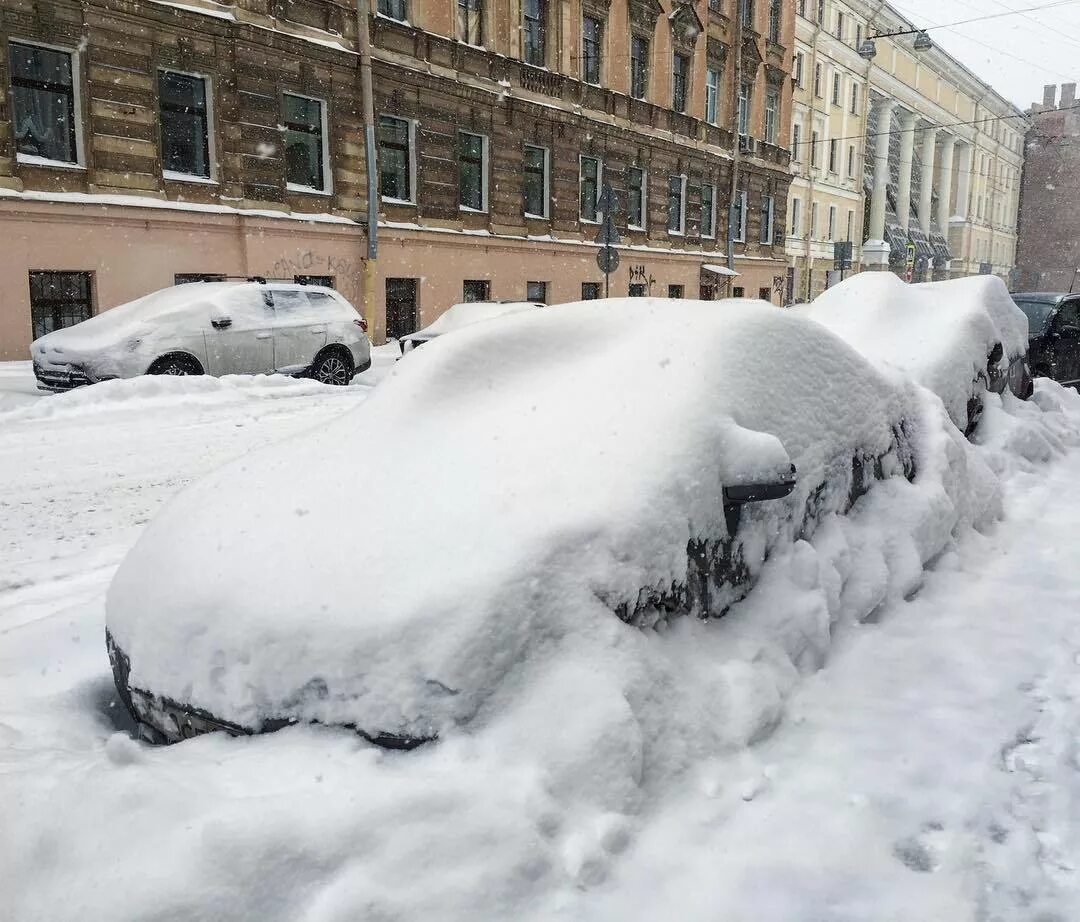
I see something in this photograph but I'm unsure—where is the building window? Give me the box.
[810,201,818,237]
[701,182,715,238]
[733,286,745,297]
[810,130,819,168]
[523,144,549,218]
[458,0,483,44]
[668,284,684,298]
[527,280,548,302]
[175,272,227,284]
[667,174,686,234]
[828,138,839,173]
[831,72,841,106]
[739,0,753,28]
[378,0,407,21]
[463,279,490,301]
[705,68,719,124]
[798,0,806,14]
[582,282,602,300]
[630,35,649,99]
[855,23,862,48]
[792,123,801,162]
[835,10,844,39]
[814,63,822,97]
[295,274,333,287]
[523,0,547,66]
[759,287,771,301]
[579,155,602,223]
[458,131,488,211]
[738,82,751,136]
[385,278,418,339]
[816,0,824,23]
[159,70,211,179]
[583,16,603,84]
[672,53,688,113]
[628,166,647,229]
[847,143,855,178]
[733,189,748,242]
[379,116,414,203]
[10,42,78,165]
[764,90,778,144]
[846,209,854,241]
[769,0,782,41]
[629,283,647,297]
[790,197,801,235]
[794,51,804,87]
[827,204,836,240]
[283,93,328,192]
[760,194,775,244]
[850,81,859,114]
[29,271,92,341]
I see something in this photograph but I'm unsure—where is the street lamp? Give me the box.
[857,27,934,60]
[913,30,933,51]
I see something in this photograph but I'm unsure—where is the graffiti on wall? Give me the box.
[627,264,655,294]
[264,250,361,300]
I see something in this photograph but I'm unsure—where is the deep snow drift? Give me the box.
[3,361,1080,922]
[800,273,1030,432]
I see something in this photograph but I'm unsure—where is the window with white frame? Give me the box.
[760,194,775,244]
[283,93,329,192]
[791,196,801,236]
[701,181,715,238]
[794,51,804,87]
[738,81,751,136]
[10,41,80,166]
[705,68,719,125]
[458,130,488,211]
[847,143,855,178]
[850,81,859,114]
[628,165,647,229]
[523,144,549,218]
[814,62,822,97]
[580,155,602,222]
[827,204,836,240]
[667,173,686,234]
[831,71,840,106]
[810,201,818,237]
[828,137,839,173]
[846,208,853,241]
[764,89,779,144]
[160,70,212,180]
[810,130,819,168]
[792,122,801,162]
[378,115,415,203]
[733,189,748,242]
[378,0,407,20]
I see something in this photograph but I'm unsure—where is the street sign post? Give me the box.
[597,245,620,276]
[594,184,622,297]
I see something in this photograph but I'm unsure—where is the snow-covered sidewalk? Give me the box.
[3,369,1080,921]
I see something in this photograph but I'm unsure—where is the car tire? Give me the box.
[148,353,203,376]
[310,348,353,386]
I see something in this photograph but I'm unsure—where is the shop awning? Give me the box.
[702,263,739,277]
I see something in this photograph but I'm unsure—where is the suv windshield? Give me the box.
[1013,298,1058,333]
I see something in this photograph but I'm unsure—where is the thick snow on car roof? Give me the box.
[404,300,541,339]
[106,298,917,740]
[800,274,1029,429]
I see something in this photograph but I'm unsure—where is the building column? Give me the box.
[863,97,897,269]
[918,126,937,234]
[936,134,957,230]
[953,141,972,220]
[896,110,918,231]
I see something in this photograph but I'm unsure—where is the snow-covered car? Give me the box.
[31,281,371,390]
[398,300,543,354]
[801,273,1031,435]
[107,298,946,749]
[1010,292,1080,389]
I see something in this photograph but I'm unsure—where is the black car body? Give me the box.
[1011,292,1080,388]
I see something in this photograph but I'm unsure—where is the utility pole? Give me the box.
[727,3,744,295]
[356,0,378,336]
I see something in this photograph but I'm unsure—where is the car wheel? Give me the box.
[148,353,203,376]
[310,349,353,386]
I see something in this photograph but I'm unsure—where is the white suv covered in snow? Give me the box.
[31,280,371,390]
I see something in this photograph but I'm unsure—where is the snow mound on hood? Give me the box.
[2,373,351,422]
[799,273,1029,430]
[106,298,917,740]
[407,300,541,338]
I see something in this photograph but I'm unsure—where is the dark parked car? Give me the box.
[1011,293,1080,389]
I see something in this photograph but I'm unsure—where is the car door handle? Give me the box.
[308,326,327,334]
[211,318,232,330]
[255,332,273,340]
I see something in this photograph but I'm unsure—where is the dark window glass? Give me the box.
[1013,299,1056,332]
[630,36,649,99]
[629,283,647,297]
[379,116,412,202]
[175,273,226,284]
[759,287,771,300]
[385,277,418,339]
[668,285,684,298]
[760,194,774,244]
[739,0,753,27]
[628,166,646,228]
[463,279,490,302]
[667,175,684,233]
[295,275,333,287]
[377,0,407,21]
[580,156,601,222]
[701,182,715,237]
[459,131,485,210]
[458,0,483,44]
[583,16,602,84]
[159,71,210,178]
[582,282,601,300]
[10,43,77,164]
[769,0,782,41]
[524,145,548,217]
[29,271,92,341]
[283,94,325,191]
[523,0,547,66]
[733,286,745,297]
[527,280,548,303]
[672,53,688,113]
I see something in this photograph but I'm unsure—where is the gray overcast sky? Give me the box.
[882,0,1080,110]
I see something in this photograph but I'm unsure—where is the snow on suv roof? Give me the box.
[402,300,542,340]
[106,297,919,743]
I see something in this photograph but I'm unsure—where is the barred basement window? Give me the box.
[463,280,491,301]
[527,281,548,303]
[283,93,328,192]
[159,71,211,179]
[582,282,602,299]
[705,68,719,125]
[29,271,92,341]
[10,42,78,165]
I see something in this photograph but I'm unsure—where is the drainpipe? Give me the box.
[727,6,744,293]
[802,13,820,299]
[356,0,379,336]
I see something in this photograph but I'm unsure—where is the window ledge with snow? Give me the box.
[459,205,488,214]
[287,183,332,196]
[381,197,417,207]
[17,154,84,171]
[163,170,218,186]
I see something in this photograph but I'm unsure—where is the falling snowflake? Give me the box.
[256,142,276,159]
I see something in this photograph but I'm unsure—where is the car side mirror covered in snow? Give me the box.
[211,316,233,330]
[722,465,798,535]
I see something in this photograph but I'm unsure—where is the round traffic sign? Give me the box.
[596,246,620,274]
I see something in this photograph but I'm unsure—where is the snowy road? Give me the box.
[3,362,1080,921]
